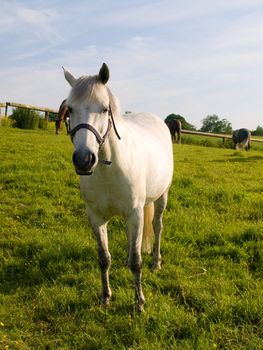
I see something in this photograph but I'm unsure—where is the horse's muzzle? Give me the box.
[72,150,96,175]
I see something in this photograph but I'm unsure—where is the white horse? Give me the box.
[63,63,173,311]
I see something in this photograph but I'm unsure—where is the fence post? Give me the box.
[5,104,8,117]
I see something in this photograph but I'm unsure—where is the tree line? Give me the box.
[166,113,263,136]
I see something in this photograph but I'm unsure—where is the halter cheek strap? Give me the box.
[108,105,121,141]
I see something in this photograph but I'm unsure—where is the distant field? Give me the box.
[0,125,262,349]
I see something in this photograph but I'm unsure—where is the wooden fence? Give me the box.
[0,102,58,119]
[1,102,263,143]
[181,129,263,143]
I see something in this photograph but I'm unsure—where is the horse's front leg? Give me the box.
[92,223,112,305]
[126,207,145,312]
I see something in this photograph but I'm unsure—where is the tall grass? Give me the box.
[0,125,262,349]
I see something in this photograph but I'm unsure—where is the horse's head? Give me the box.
[63,63,113,175]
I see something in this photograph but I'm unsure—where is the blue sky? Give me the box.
[1,0,263,129]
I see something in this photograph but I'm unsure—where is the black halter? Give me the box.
[69,115,112,146]
[67,105,121,166]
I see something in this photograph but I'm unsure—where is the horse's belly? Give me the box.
[145,169,173,203]
[144,148,173,201]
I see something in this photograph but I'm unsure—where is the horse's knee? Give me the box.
[153,217,162,233]
[128,252,142,274]
[98,251,111,271]
[154,194,167,217]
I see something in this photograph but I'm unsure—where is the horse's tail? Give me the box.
[142,203,155,254]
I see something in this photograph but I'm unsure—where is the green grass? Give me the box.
[0,125,262,349]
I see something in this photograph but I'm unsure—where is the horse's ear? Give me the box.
[62,66,76,87]
[99,63,109,84]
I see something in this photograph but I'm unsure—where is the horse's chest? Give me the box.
[80,177,132,217]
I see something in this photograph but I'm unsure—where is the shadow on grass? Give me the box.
[0,239,96,294]
[213,152,263,163]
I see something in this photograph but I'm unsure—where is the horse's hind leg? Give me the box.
[177,131,181,144]
[92,223,112,305]
[152,190,168,270]
[246,141,251,151]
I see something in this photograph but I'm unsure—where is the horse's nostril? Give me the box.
[90,153,96,166]
[72,152,78,167]
[84,153,96,167]
[73,150,96,171]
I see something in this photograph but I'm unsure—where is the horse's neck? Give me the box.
[107,90,123,145]
[99,111,123,162]
[100,89,128,163]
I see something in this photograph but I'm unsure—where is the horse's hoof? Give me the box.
[101,295,111,306]
[101,299,110,307]
[137,303,144,313]
[152,263,162,271]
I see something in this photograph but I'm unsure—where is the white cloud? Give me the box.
[12,45,55,61]
[0,2,62,44]
[215,11,263,50]
[0,66,69,110]
[16,8,54,26]
[97,0,263,27]
[0,14,15,32]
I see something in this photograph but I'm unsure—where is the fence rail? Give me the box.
[181,129,263,143]
[1,102,263,143]
[0,101,58,119]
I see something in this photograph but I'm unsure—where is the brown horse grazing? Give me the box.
[165,118,182,143]
[56,99,70,134]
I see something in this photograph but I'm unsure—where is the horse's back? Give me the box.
[125,112,170,141]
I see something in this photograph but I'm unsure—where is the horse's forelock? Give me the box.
[68,75,121,118]
[68,75,97,103]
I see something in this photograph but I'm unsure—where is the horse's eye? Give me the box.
[68,106,73,114]
[102,107,108,114]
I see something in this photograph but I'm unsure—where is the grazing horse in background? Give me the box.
[165,118,182,143]
[56,99,70,134]
[232,128,251,151]
[62,63,173,311]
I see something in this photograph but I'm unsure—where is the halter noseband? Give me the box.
[69,116,112,147]
[67,106,121,167]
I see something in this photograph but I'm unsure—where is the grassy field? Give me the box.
[0,124,262,350]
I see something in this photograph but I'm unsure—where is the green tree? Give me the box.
[200,115,232,134]
[251,125,263,136]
